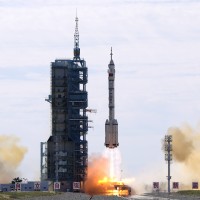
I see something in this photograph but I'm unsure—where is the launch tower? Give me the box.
[105,48,119,148]
[42,16,88,192]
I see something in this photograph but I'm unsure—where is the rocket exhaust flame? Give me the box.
[84,154,109,195]
[104,148,122,180]
[85,150,131,196]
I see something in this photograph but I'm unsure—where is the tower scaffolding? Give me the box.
[41,15,88,192]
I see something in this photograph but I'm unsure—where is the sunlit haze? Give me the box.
[0,0,200,186]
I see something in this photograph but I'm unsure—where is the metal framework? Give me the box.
[164,135,172,194]
[40,142,48,181]
[46,58,88,191]
[41,16,88,192]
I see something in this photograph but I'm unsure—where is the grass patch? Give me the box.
[0,191,61,199]
[177,190,200,196]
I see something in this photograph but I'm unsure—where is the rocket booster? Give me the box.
[105,48,119,149]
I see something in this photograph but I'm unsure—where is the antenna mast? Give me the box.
[74,12,80,60]
[110,47,113,60]
[164,134,173,195]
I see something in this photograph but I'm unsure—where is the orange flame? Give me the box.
[84,154,109,195]
[84,154,131,196]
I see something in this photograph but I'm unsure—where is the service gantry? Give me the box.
[41,15,88,192]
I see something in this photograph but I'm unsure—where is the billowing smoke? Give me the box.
[85,149,135,195]
[166,123,200,187]
[0,135,27,183]
[130,123,200,194]
[84,153,109,195]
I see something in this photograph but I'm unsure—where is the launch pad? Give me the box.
[40,15,131,195]
[98,177,131,197]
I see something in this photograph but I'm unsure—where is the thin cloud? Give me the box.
[0,0,200,181]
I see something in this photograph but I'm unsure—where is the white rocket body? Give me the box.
[105,50,119,148]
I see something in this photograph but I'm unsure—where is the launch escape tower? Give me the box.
[41,16,88,191]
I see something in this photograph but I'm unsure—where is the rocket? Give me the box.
[105,48,119,149]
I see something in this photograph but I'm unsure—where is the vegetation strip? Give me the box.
[0,191,61,199]
[178,190,200,196]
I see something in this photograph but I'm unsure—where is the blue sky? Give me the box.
[1,0,200,183]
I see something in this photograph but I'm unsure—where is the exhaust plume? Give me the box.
[104,148,122,180]
[85,149,134,196]
[166,123,200,186]
[84,153,109,195]
[0,135,27,183]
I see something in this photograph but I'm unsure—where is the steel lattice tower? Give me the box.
[42,16,88,192]
[164,134,172,194]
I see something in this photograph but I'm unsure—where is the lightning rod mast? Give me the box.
[164,134,173,195]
